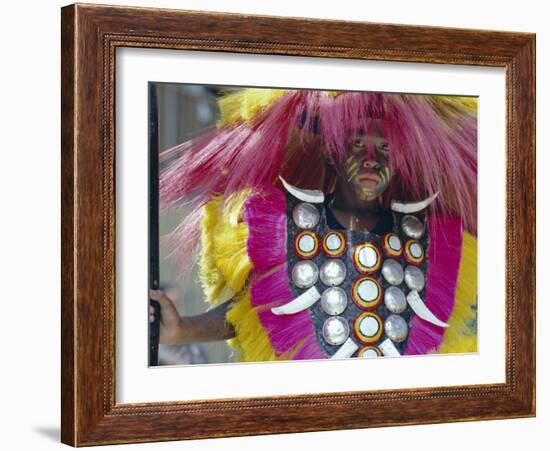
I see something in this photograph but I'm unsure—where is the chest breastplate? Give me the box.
[285,192,429,358]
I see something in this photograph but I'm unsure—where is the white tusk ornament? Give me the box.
[406,290,449,328]
[279,176,325,203]
[330,337,359,359]
[391,192,439,213]
[271,286,321,315]
[379,338,401,357]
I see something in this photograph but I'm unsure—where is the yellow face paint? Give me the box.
[344,155,360,181]
[346,165,360,182]
[337,131,393,201]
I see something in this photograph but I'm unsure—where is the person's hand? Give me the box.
[149,289,185,344]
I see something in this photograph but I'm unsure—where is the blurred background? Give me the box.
[151,83,239,365]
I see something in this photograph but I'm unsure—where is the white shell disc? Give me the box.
[320,287,348,315]
[322,316,350,346]
[291,260,319,288]
[319,259,347,287]
[292,203,320,229]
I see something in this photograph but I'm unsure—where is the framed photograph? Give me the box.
[61,3,536,446]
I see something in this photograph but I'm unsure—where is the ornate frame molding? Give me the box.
[61,4,535,446]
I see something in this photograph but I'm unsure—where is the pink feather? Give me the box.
[405,216,464,355]
[245,186,324,359]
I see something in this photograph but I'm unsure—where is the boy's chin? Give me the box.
[355,185,388,202]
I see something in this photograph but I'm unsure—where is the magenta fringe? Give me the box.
[244,186,325,359]
[292,335,326,360]
[243,189,287,273]
[404,216,464,355]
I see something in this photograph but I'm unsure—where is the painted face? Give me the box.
[342,131,391,201]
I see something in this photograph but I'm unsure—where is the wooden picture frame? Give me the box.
[61,3,536,446]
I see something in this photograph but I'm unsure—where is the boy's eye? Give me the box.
[352,138,365,148]
[378,143,389,152]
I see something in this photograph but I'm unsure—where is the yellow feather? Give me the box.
[198,197,226,303]
[226,291,279,362]
[198,191,253,304]
[198,189,277,361]
[452,96,478,112]
[218,89,288,128]
[440,232,478,353]
[216,88,477,128]
[432,95,478,119]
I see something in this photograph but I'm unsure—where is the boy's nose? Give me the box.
[363,160,380,170]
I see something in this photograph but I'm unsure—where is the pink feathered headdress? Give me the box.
[160,89,477,267]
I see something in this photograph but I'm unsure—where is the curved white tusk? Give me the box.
[379,338,401,357]
[330,337,359,359]
[406,290,449,328]
[391,192,439,213]
[279,176,325,203]
[271,286,321,315]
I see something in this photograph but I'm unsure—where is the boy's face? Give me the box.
[338,129,392,202]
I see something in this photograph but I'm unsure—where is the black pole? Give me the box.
[148,82,161,366]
